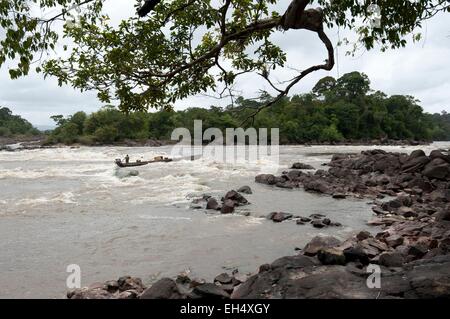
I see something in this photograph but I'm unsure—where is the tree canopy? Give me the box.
[46,71,450,145]
[1,0,449,114]
[0,107,39,136]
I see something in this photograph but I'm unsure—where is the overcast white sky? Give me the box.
[1,1,449,126]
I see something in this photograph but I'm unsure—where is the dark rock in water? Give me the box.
[224,190,248,205]
[312,220,325,228]
[221,200,235,214]
[237,186,252,194]
[304,180,331,194]
[206,198,219,210]
[343,246,369,265]
[310,213,326,219]
[332,193,346,199]
[267,212,293,223]
[303,236,341,256]
[214,273,233,285]
[299,217,312,223]
[378,252,405,267]
[193,283,230,299]
[291,163,314,170]
[322,218,331,226]
[255,174,282,185]
[140,278,182,299]
[318,248,346,265]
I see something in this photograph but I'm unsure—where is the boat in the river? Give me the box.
[115,156,172,168]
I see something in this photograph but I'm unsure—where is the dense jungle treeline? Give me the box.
[6,72,450,145]
[0,107,39,137]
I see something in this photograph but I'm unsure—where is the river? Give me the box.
[1,143,449,298]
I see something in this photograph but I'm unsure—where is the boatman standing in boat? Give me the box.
[125,154,130,164]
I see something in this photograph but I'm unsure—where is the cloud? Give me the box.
[0,3,449,125]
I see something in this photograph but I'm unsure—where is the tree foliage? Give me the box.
[0,106,39,136]
[47,71,450,145]
[1,0,449,113]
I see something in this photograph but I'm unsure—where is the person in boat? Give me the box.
[125,154,130,164]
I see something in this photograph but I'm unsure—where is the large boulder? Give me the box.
[422,158,449,180]
[402,155,430,173]
[303,236,341,256]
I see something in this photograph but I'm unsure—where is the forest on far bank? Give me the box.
[3,72,450,145]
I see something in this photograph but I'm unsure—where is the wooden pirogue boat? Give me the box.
[115,156,172,168]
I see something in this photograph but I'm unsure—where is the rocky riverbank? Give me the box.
[67,149,450,299]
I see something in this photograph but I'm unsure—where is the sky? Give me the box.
[1,1,449,127]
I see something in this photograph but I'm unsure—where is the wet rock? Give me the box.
[312,220,325,228]
[140,278,184,299]
[318,248,346,265]
[267,212,293,223]
[255,174,282,185]
[332,193,347,199]
[291,163,314,170]
[304,180,331,194]
[378,252,405,267]
[303,236,341,256]
[206,198,219,210]
[299,217,312,223]
[224,190,248,205]
[193,283,230,299]
[214,273,233,285]
[221,199,235,214]
[322,218,331,226]
[237,186,252,194]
